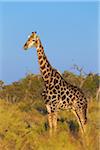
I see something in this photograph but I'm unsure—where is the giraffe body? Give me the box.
[23,32,87,134]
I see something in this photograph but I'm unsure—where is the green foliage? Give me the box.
[0,71,99,103]
[82,74,99,98]
[62,71,81,87]
[0,74,44,103]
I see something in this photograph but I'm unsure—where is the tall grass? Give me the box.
[0,99,99,150]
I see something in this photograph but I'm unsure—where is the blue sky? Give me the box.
[0,2,98,84]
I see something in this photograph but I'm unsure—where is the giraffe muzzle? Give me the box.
[23,43,28,50]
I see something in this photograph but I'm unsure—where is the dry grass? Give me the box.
[0,99,99,150]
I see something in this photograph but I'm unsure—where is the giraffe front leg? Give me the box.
[48,113,53,136]
[52,112,57,134]
[46,104,53,136]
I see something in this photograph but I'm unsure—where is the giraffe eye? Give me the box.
[33,40,35,42]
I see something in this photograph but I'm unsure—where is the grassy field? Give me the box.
[0,98,99,150]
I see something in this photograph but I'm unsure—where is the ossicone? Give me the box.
[32,31,37,34]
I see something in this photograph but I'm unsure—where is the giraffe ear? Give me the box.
[36,35,39,39]
[28,35,30,38]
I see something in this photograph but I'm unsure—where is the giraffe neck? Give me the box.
[36,38,52,85]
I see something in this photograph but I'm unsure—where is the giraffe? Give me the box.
[23,32,87,135]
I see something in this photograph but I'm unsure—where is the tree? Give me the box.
[0,80,4,90]
[72,64,87,88]
[82,73,99,99]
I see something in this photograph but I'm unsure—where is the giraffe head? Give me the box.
[23,32,39,50]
